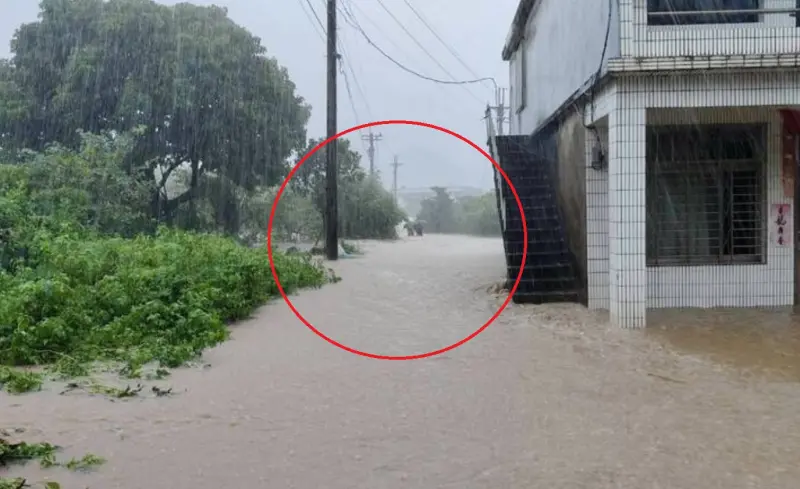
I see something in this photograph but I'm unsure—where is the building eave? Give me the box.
[501,0,538,61]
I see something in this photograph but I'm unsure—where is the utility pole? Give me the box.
[491,87,507,135]
[325,0,338,260]
[391,155,402,205]
[361,131,383,175]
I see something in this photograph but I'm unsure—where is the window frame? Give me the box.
[646,0,761,26]
[796,0,799,27]
[645,123,767,268]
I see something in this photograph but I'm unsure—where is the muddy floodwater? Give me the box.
[3,234,800,488]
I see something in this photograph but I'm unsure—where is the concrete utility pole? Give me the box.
[491,87,507,135]
[361,131,383,175]
[325,0,338,260]
[391,155,402,205]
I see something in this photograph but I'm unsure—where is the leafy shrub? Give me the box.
[0,136,332,375]
[0,228,329,370]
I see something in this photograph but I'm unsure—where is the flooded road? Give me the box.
[3,234,800,488]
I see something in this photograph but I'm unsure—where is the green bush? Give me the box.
[0,228,328,370]
[0,135,332,376]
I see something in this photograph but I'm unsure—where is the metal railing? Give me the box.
[647,4,800,26]
[648,7,800,18]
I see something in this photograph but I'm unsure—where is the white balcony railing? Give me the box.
[625,0,800,58]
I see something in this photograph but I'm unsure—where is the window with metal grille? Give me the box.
[646,123,766,266]
[647,0,760,25]
[796,0,799,27]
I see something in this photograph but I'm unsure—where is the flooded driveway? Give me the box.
[3,234,800,488]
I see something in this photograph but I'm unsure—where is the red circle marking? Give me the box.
[267,120,528,360]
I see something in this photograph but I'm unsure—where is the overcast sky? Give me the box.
[0,0,518,190]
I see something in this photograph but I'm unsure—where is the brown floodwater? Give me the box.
[2,235,800,488]
[648,308,800,383]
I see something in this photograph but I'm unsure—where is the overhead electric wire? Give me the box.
[374,0,459,81]
[340,1,413,66]
[340,1,496,93]
[341,54,373,121]
[372,0,485,103]
[297,0,325,43]
[400,0,485,83]
[334,21,376,155]
[336,1,401,160]
[337,40,371,153]
[334,19,374,122]
[295,0,368,155]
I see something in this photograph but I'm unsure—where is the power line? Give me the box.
[342,4,496,91]
[341,1,482,123]
[338,54,369,151]
[372,0,483,103]
[296,0,325,43]
[304,0,326,34]
[296,0,367,154]
[375,0,459,82]
[400,0,485,83]
[340,1,408,59]
[337,2,401,169]
[337,31,374,122]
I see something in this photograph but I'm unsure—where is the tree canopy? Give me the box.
[416,187,500,236]
[0,0,311,219]
[417,186,458,233]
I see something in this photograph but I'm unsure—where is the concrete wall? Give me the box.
[555,111,588,301]
[508,0,620,135]
[585,71,800,327]
[586,124,609,310]
[621,0,800,58]
[645,106,792,309]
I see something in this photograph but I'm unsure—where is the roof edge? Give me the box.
[501,0,538,61]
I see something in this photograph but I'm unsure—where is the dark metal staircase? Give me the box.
[492,135,581,304]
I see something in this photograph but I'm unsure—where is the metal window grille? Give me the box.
[647,0,761,25]
[646,123,766,266]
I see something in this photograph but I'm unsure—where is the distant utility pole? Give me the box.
[391,155,402,205]
[491,87,507,135]
[325,0,338,260]
[361,131,383,174]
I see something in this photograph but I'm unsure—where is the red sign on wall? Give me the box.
[780,110,800,199]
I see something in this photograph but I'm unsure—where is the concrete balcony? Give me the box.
[622,0,800,58]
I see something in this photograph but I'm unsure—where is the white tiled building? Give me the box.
[502,0,800,327]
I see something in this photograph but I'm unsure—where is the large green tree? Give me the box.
[458,193,501,236]
[283,137,405,240]
[415,187,500,236]
[0,0,310,220]
[417,186,457,233]
[291,137,367,199]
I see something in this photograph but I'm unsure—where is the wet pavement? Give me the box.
[3,234,800,488]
